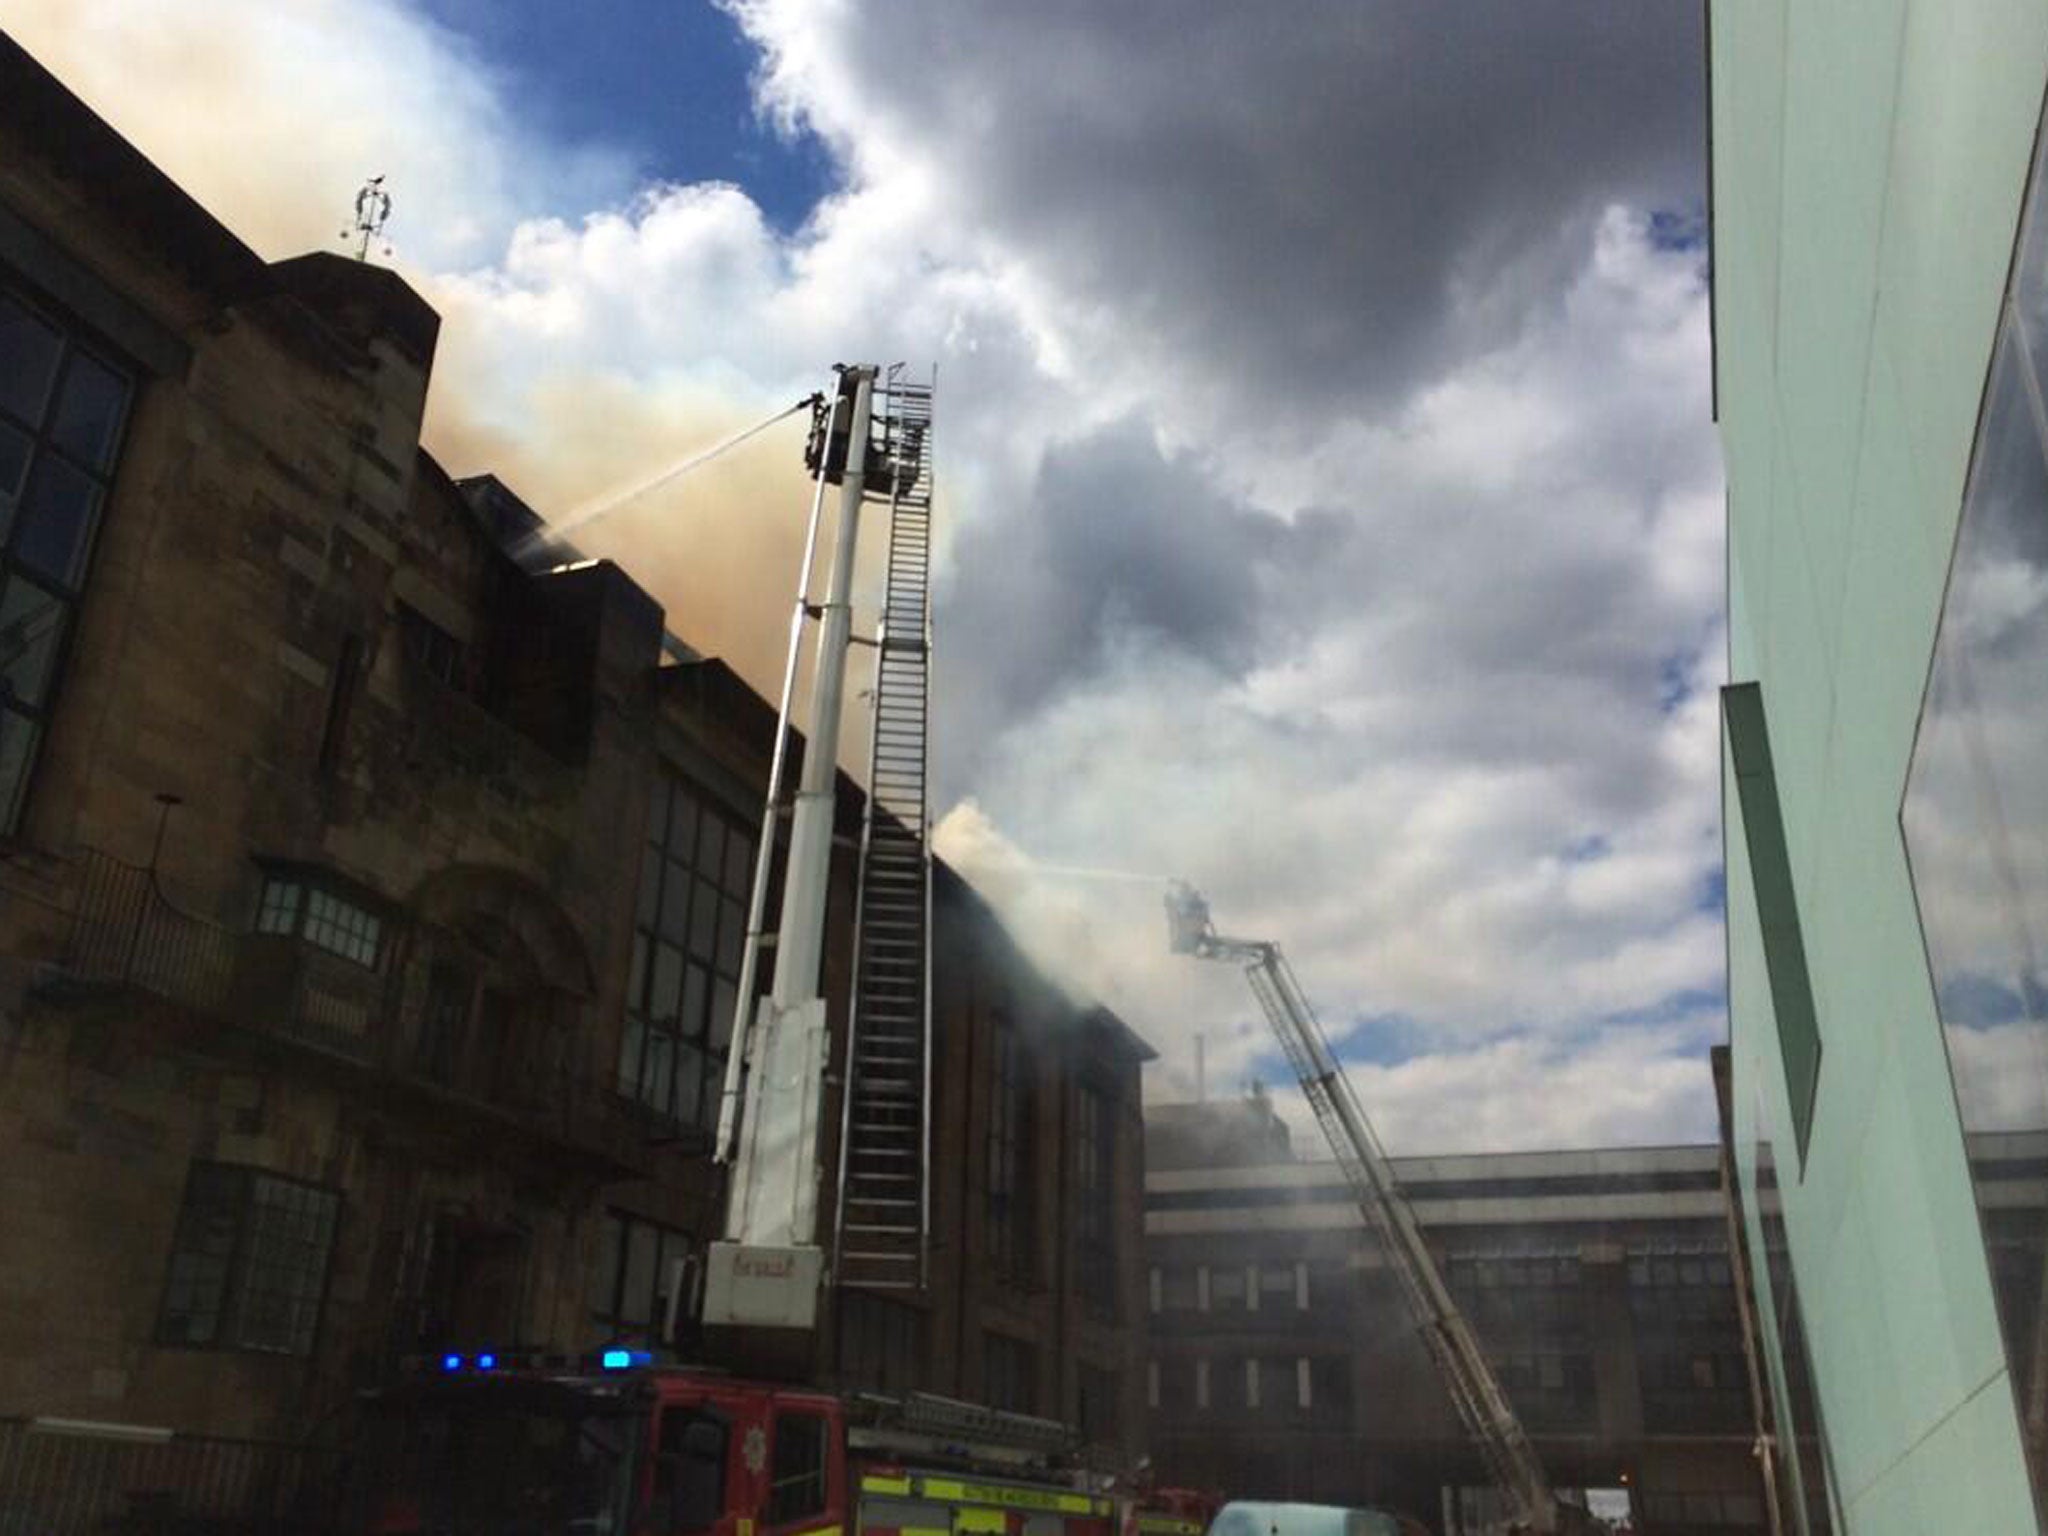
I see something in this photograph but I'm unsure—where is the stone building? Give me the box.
[1144,1098,1770,1535]
[0,25,1148,1478]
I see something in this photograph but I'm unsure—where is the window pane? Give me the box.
[674,1044,705,1128]
[0,418,29,504]
[0,573,63,708]
[717,896,743,976]
[49,351,127,471]
[616,1015,646,1095]
[696,814,726,882]
[651,943,684,1022]
[643,1031,675,1115]
[708,976,737,1051]
[628,932,649,1010]
[689,878,719,961]
[588,1213,625,1317]
[667,782,699,858]
[658,861,691,945]
[724,833,752,897]
[637,848,662,928]
[620,1221,657,1326]
[12,455,102,588]
[256,878,302,935]
[711,979,736,1054]
[0,297,61,426]
[0,707,35,833]
[681,963,708,1043]
[236,1175,337,1353]
[159,1165,243,1345]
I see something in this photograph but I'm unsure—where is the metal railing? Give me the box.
[63,852,236,1016]
[49,848,654,1169]
[0,1417,342,1536]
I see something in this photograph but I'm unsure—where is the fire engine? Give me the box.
[358,1352,1128,1536]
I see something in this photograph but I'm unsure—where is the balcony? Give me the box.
[45,848,656,1176]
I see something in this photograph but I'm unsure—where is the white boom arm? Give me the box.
[1165,882,1570,1535]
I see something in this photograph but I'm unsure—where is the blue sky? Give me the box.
[417,0,836,230]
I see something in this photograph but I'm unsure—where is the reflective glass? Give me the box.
[1905,324,2048,1518]
[12,454,101,587]
[0,419,28,503]
[49,351,128,470]
[0,574,64,708]
[0,297,60,426]
[0,705,34,834]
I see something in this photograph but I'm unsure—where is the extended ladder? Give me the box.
[835,367,936,1291]
[1167,884,1574,1535]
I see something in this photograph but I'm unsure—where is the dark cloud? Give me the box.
[934,420,1332,799]
[750,0,1704,415]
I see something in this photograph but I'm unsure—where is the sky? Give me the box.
[4,0,1725,1154]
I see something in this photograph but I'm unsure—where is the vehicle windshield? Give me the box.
[363,1397,639,1535]
[1206,1501,1399,1536]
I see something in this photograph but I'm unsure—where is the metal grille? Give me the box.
[0,1418,341,1535]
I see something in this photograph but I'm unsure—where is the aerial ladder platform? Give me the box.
[1165,882,1592,1536]
[707,364,937,1330]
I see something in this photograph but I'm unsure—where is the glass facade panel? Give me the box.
[1753,1129,1836,1536]
[1903,102,2048,1520]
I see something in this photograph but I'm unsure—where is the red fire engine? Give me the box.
[358,1352,1128,1536]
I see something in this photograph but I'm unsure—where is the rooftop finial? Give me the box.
[340,175,392,262]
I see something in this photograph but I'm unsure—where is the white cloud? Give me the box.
[8,1,1726,1151]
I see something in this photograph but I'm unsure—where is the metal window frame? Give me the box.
[0,276,138,841]
[154,1160,341,1359]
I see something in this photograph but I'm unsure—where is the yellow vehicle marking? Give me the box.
[915,1480,1105,1517]
[956,1511,1006,1534]
[1136,1521,1203,1535]
[863,1476,915,1497]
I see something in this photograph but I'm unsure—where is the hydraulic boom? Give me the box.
[1165,882,1579,1536]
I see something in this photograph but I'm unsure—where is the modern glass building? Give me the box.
[1714,4,2048,1530]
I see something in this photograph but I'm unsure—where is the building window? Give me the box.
[0,286,133,834]
[1162,1265,1198,1311]
[588,1210,693,1338]
[1076,1363,1119,1446]
[984,1331,1036,1414]
[618,776,755,1129]
[1296,1357,1312,1411]
[1244,1357,1260,1411]
[1147,1359,1161,1410]
[987,1009,1033,1281]
[1209,1263,1245,1311]
[1195,1358,1210,1410]
[838,1290,925,1394]
[157,1162,338,1355]
[255,872,383,968]
[1075,1083,1118,1317]
[396,601,463,687]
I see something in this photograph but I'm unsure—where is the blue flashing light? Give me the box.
[477,1353,498,1371]
[441,1354,463,1373]
[601,1349,632,1371]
